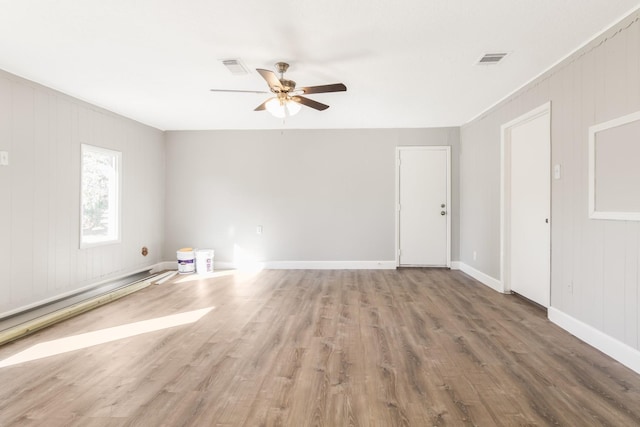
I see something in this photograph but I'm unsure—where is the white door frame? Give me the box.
[500,102,551,294]
[395,146,451,268]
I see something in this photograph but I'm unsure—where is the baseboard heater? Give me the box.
[0,269,171,346]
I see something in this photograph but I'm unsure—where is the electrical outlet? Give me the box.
[0,151,8,166]
[473,251,477,261]
[256,225,263,235]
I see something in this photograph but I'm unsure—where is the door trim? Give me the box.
[395,146,451,268]
[500,102,551,295]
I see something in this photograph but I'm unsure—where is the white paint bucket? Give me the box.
[177,248,195,274]
[195,249,214,274]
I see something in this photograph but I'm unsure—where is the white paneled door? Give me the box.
[397,147,450,267]
[505,105,551,307]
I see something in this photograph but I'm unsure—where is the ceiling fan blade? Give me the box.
[256,69,283,91]
[299,83,347,94]
[293,96,329,111]
[254,98,273,111]
[210,89,269,94]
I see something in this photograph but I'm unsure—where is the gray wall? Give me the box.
[0,69,165,316]
[164,128,460,265]
[460,12,640,349]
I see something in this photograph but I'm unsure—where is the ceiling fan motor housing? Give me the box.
[275,62,290,74]
[276,79,296,92]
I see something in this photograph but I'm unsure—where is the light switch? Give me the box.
[553,164,561,180]
[256,225,263,235]
[0,151,8,166]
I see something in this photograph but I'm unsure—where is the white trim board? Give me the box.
[160,260,397,271]
[588,109,640,221]
[262,261,396,270]
[548,307,640,375]
[458,262,505,294]
[158,260,235,271]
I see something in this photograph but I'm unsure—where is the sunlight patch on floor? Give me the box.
[173,269,236,284]
[0,307,214,368]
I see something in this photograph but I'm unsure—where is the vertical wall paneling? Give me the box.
[0,69,165,317]
[603,221,628,342]
[605,23,629,119]
[569,57,584,317]
[602,26,630,343]
[33,89,51,300]
[76,106,90,284]
[46,92,58,297]
[549,65,565,308]
[69,104,80,290]
[630,20,640,112]
[623,29,640,353]
[461,11,640,360]
[625,222,639,348]
[558,63,571,311]
[0,77,11,307]
[578,44,600,327]
[54,98,73,292]
[11,82,35,305]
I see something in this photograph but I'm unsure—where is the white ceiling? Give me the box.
[0,1,638,131]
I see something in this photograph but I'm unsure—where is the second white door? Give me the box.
[397,147,450,267]
[508,108,551,307]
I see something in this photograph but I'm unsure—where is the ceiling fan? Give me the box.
[210,62,347,118]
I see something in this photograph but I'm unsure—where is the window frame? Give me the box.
[80,144,122,248]
[588,110,640,221]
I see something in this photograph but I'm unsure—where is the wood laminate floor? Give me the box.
[0,269,639,426]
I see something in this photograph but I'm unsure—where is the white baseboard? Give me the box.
[159,260,396,271]
[156,261,179,271]
[458,262,505,293]
[548,307,640,375]
[263,260,397,270]
[214,261,236,270]
[158,261,235,270]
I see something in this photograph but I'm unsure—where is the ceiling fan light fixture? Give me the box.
[265,97,301,118]
[213,61,346,116]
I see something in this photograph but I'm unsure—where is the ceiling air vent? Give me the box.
[221,59,248,75]
[477,53,508,65]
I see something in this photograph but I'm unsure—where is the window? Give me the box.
[80,144,121,247]
[588,110,640,221]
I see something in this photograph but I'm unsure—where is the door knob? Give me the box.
[441,211,446,216]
